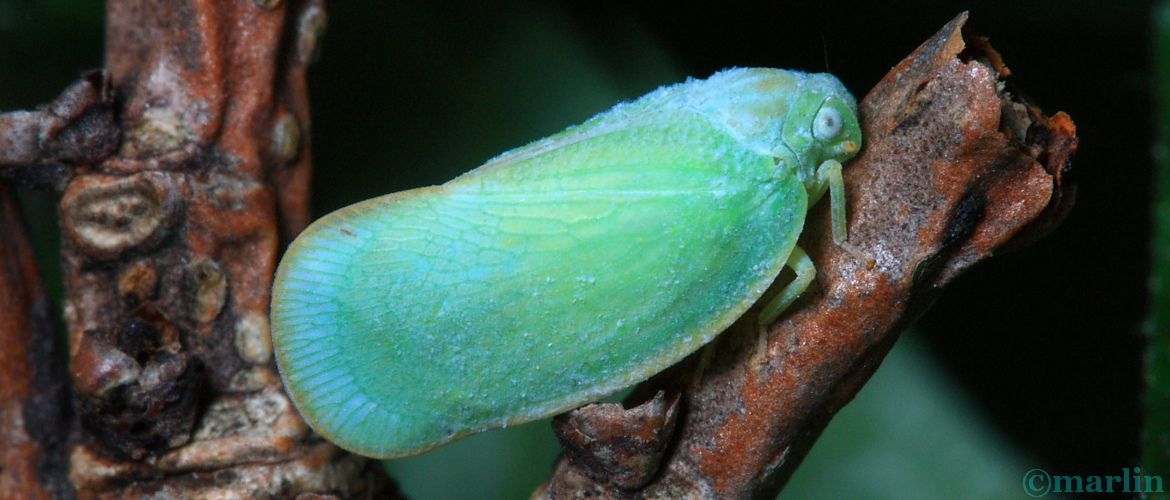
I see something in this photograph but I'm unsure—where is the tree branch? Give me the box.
[538,12,1077,498]
[0,0,393,497]
[0,71,118,188]
[0,183,71,499]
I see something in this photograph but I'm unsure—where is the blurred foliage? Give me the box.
[0,1,1154,498]
[382,418,561,499]
[1145,0,1170,493]
[783,335,1029,500]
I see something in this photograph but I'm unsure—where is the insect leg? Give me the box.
[816,160,873,267]
[815,159,848,244]
[758,245,816,326]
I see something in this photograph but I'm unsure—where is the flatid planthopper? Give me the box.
[270,67,863,458]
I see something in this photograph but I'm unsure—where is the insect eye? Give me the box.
[813,106,843,141]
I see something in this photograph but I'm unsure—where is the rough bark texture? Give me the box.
[0,8,1077,500]
[0,183,71,499]
[0,0,396,498]
[537,12,1077,499]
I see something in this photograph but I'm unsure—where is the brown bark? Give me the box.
[0,7,1076,500]
[0,184,70,499]
[0,0,395,498]
[537,12,1077,499]
[63,0,392,497]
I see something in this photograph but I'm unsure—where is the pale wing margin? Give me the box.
[272,188,454,457]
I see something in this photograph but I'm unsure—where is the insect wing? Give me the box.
[272,109,807,458]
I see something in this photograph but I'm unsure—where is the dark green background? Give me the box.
[0,1,1151,498]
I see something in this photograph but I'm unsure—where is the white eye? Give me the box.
[813,106,843,140]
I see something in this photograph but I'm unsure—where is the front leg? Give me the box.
[815,159,848,245]
[815,159,872,266]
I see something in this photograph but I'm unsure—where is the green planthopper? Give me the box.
[270,67,862,458]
